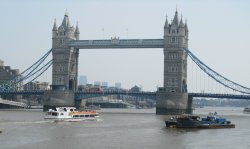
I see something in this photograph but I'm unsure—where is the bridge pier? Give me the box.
[43,90,75,111]
[156,91,192,115]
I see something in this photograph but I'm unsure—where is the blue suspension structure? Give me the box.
[0,49,53,91]
[184,48,250,95]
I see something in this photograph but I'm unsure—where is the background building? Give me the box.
[23,81,50,90]
[0,59,22,91]
[94,81,101,87]
[0,59,3,66]
[115,82,121,89]
[101,82,108,88]
[78,75,87,85]
[0,59,22,100]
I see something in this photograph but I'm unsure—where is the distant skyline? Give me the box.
[0,0,250,91]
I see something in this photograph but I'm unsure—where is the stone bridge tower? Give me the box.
[52,12,79,91]
[44,12,79,110]
[156,10,191,114]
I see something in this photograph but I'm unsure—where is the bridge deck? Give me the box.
[1,90,250,100]
[0,98,28,108]
[68,39,164,49]
[188,93,250,100]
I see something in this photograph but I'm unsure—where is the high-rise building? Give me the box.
[102,82,108,87]
[94,81,101,87]
[0,59,4,66]
[79,75,87,85]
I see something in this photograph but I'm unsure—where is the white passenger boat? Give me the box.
[44,107,99,122]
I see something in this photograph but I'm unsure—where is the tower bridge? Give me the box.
[1,10,250,114]
[45,9,189,114]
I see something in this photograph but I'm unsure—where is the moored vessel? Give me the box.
[165,112,235,129]
[243,106,250,113]
[44,107,99,122]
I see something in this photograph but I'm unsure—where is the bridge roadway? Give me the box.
[0,98,28,108]
[68,39,164,49]
[0,90,250,100]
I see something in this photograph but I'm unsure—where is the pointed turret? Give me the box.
[164,15,169,29]
[172,9,179,26]
[52,19,58,38]
[75,23,80,34]
[61,10,70,29]
[164,15,170,37]
[185,19,189,32]
[179,15,185,28]
[75,22,80,40]
[52,19,57,31]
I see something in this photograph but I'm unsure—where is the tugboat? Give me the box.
[165,112,235,129]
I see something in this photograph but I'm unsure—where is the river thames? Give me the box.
[0,107,250,149]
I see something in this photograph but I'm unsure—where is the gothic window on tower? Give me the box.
[172,78,175,86]
[174,78,178,87]
[172,29,176,34]
[171,37,178,43]
[59,39,64,44]
[167,79,171,86]
[171,37,175,43]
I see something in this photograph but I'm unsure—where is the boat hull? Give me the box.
[165,121,235,129]
[197,124,235,129]
[165,113,235,129]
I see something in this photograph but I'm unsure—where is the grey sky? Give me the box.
[0,0,249,91]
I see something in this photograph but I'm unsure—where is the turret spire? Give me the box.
[179,14,184,27]
[172,9,179,25]
[185,19,188,31]
[61,10,70,29]
[75,21,80,34]
[164,14,169,28]
[52,18,57,31]
[65,9,68,17]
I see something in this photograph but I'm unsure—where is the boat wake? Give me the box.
[0,120,55,125]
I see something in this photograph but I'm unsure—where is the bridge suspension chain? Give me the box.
[0,49,52,91]
[16,60,53,89]
[184,48,250,94]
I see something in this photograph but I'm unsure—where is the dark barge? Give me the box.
[165,113,235,129]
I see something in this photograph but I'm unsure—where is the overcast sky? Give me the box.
[0,0,249,91]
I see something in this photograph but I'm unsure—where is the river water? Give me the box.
[0,107,250,149]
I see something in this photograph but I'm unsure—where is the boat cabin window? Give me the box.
[60,113,64,116]
[73,115,80,118]
[70,109,74,112]
[85,115,89,117]
[90,115,94,117]
[80,115,85,117]
[52,112,58,116]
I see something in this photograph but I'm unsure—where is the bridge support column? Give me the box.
[156,91,192,115]
[43,90,75,111]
